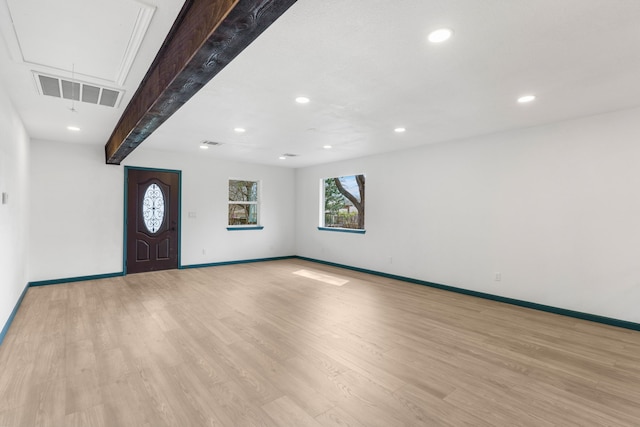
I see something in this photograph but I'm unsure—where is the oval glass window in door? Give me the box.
[142,183,165,233]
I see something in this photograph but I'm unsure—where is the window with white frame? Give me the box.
[228,179,259,226]
[322,174,365,230]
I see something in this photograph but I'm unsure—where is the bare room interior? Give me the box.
[1,0,640,425]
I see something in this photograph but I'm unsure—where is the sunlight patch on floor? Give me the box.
[292,269,349,286]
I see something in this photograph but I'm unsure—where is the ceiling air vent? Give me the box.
[281,153,298,157]
[201,141,223,146]
[34,72,123,108]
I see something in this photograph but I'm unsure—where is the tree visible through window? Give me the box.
[323,174,365,229]
[228,180,259,226]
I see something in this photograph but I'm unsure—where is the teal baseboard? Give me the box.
[0,283,30,346]
[29,272,125,287]
[180,255,295,270]
[20,257,640,333]
[295,256,640,332]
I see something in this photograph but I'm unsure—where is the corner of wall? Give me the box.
[0,79,31,333]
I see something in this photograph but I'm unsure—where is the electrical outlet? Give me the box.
[202,248,206,255]
[1,192,7,205]
[494,272,502,281]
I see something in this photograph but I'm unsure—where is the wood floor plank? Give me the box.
[314,406,367,427]
[227,340,335,417]
[28,377,67,427]
[65,370,101,416]
[0,361,34,413]
[262,396,323,427]
[392,383,492,427]
[1,259,640,426]
[206,380,279,427]
[317,370,416,427]
[64,403,108,427]
[187,329,285,406]
[100,377,156,427]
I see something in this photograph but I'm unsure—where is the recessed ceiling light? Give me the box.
[323,145,332,149]
[279,156,286,160]
[295,96,310,104]
[517,95,536,103]
[199,145,209,150]
[234,127,246,133]
[394,127,406,133]
[67,126,80,131]
[428,28,453,43]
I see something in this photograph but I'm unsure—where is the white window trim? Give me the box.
[320,173,366,232]
[228,179,261,227]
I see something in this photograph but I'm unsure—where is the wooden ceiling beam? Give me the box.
[105,0,297,164]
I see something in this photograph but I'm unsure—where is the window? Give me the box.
[142,183,165,233]
[228,180,259,226]
[322,174,365,230]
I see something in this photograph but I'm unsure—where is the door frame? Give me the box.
[123,166,182,274]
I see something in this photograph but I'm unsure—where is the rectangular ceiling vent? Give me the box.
[33,72,123,108]
[282,153,298,157]
[201,140,223,146]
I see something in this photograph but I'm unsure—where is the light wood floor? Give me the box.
[1,259,640,426]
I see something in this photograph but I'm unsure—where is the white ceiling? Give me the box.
[1,0,639,168]
[6,0,154,84]
[0,0,184,146]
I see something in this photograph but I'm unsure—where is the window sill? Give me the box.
[317,227,366,234]
[227,226,264,231]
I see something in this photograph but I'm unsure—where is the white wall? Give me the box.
[29,142,296,281]
[295,107,640,323]
[29,141,123,281]
[125,147,296,265]
[0,81,30,329]
[26,107,640,323]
